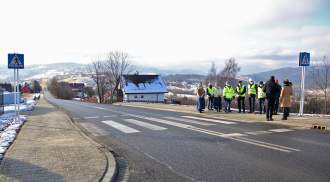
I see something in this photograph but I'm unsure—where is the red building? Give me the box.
[21,83,32,93]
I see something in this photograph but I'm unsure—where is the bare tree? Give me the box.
[206,62,217,86]
[312,56,330,114]
[104,51,131,103]
[217,58,241,86]
[87,60,108,103]
[47,77,73,100]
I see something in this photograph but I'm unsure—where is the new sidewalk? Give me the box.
[0,97,114,181]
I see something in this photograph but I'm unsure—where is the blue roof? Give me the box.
[123,74,167,94]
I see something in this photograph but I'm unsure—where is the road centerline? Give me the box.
[182,116,237,125]
[163,116,216,126]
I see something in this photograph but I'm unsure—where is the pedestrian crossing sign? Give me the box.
[8,53,24,69]
[299,52,310,66]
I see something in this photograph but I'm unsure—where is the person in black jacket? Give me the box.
[273,79,282,115]
[264,76,277,121]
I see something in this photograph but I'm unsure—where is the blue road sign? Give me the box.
[8,53,24,69]
[299,52,310,66]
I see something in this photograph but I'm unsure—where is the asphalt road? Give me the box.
[46,93,330,182]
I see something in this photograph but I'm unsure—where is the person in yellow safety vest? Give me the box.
[223,81,235,113]
[207,84,217,110]
[236,80,246,113]
[258,81,266,114]
[248,78,257,113]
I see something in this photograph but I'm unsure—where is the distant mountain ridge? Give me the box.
[0,62,315,88]
[0,63,87,82]
[245,66,315,88]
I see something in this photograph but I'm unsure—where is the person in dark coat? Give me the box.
[273,79,282,115]
[264,76,277,121]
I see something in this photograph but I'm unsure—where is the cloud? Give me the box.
[0,0,329,75]
[244,53,296,61]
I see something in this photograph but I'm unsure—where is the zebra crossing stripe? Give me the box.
[268,129,293,133]
[245,131,272,135]
[181,116,236,125]
[101,120,140,133]
[104,115,117,118]
[163,117,216,126]
[220,133,247,138]
[144,117,193,128]
[84,116,99,119]
[124,119,167,131]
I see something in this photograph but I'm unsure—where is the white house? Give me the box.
[122,74,167,103]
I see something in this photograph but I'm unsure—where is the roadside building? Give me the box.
[122,74,167,103]
[0,83,13,92]
[21,83,32,94]
[69,83,85,98]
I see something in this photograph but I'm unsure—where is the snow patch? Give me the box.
[0,114,27,159]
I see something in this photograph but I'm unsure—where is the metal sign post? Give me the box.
[298,52,310,116]
[14,69,17,118]
[8,53,24,121]
[17,69,20,119]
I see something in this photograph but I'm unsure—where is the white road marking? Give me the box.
[231,137,292,153]
[72,117,80,120]
[245,131,272,135]
[220,133,247,138]
[235,137,300,152]
[126,114,299,152]
[93,106,107,110]
[84,116,99,119]
[163,117,216,126]
[101,120,140,133]
[140,116,194,129]
[104,115,117,118]
[124,119,167,131]
[86,108,300,153]
[268,129,294,133]
[181,116,236,125]
[80,122,110,136]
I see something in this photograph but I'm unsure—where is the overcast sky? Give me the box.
[0,0,329,74]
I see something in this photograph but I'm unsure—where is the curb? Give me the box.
[44,95,118,182]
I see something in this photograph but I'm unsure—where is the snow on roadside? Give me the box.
[4,100,36,113]
[0,114,27,159]
[0,99,36,160]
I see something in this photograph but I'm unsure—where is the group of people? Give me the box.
[196,76,294,121]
